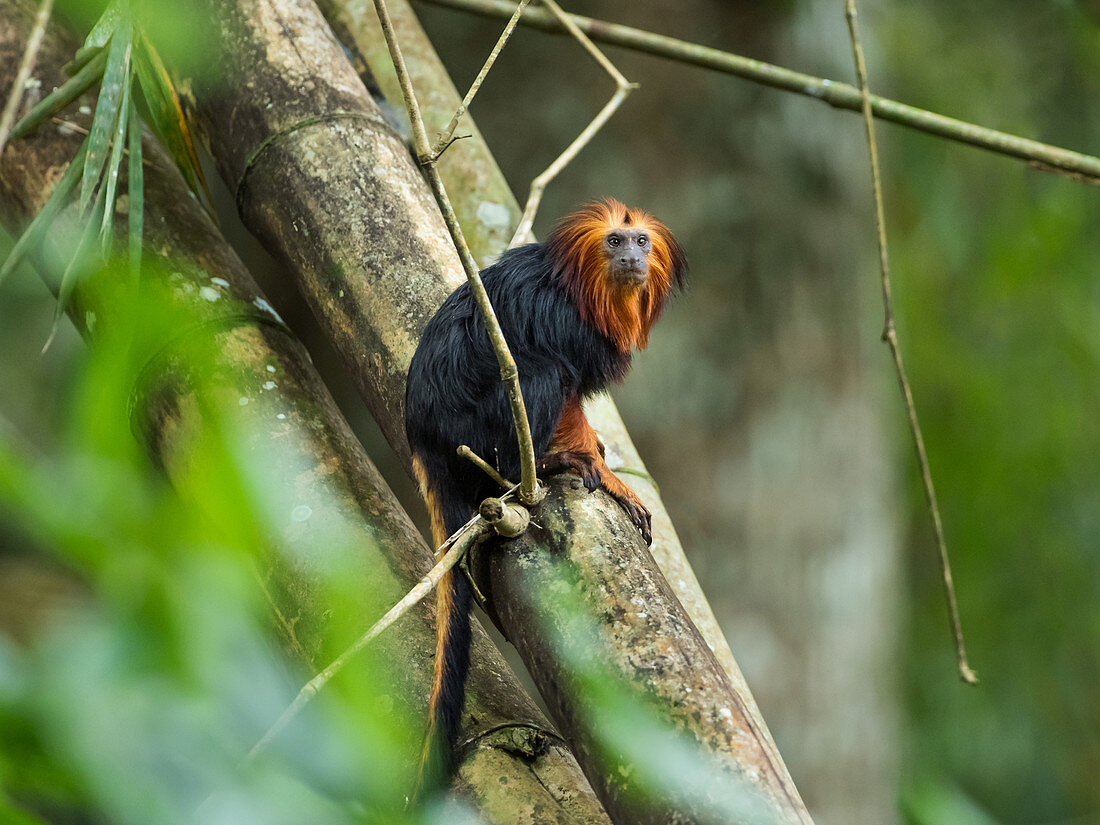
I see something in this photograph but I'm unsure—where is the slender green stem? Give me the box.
[369,0,542,506]
[419,0,1100,184]
[844,0,977,686]
[8,47,106,142]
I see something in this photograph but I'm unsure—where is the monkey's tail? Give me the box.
[412,551,474,801]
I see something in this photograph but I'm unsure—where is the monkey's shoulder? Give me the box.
[485,244,630,390]
[413,243,628,395]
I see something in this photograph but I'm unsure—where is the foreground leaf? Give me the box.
[133,33,210,210]
[127,100,142,280]
[81,21,131,211]
[0,140,88,285]
[99,76,131,254]
[83,0,124,51]
[44,175,108,352]
[9,49,106,141]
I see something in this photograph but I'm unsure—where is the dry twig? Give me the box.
[844,0,977,685]
[0,0,54,157]
[370,0,542,506]
[246,515,492,763]
[427,0,532,160]
[459,443,513,489]
[508,0,637,246]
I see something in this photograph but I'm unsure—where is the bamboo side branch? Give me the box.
[250,488,534,764]
[509,0,636,246]
[428,0,530,159]
[369,0,542,506]
[314,0,519,267]
[459,444,513,489]
[418,0,1100,183]
[249,517,491,762]
[843,0,977,685]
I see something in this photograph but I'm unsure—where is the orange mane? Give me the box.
[545,199,687,351]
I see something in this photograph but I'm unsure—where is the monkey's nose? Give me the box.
[620,254,643,268]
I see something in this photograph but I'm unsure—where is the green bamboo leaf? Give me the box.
[99,77,131,256]
[66,44,105,76]
[9,49,106,141]
[81,22,132,211]
[127,101,142,281]
[44,177,108,353]
[0,140,88,286]
[133,33,211,210]
[84,0,123,50]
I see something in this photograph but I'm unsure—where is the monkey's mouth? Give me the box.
[613,267,648,286]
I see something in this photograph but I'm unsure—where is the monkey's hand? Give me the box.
[538,451,652,545]
[538,450,602,492]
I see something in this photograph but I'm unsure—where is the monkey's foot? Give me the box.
[538,452,652,545]
[537,450,602,492]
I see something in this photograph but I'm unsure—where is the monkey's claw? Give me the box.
[611,492,652,546]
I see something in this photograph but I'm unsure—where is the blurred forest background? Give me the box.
[1,1,1098,824]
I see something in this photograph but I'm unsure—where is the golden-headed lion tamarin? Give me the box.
[405,199,687,794]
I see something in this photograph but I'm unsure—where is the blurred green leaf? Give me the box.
[99,74,131,255]
[127,97,142,280]
[44,173,107,352]
[81,19,131,211]
[0,284,426,823]
[0,796,50,825]
[0,140,87,287]
[133,32,211,211]
[83,0,122,50]
[65,42,105,75]
[901,777,1003,825]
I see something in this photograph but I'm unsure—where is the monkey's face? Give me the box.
[603,227,651,287]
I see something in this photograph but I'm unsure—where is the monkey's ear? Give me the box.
[660,226,689,291]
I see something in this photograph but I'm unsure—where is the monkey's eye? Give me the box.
[637,236,648,247]
[607,236,621,247]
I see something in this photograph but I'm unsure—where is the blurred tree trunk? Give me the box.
[409,1,902,823]
[713,7,902,824]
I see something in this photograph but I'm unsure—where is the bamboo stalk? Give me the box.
[177,1,813,820]
[320,0,774,738]
[417,0,1100,183]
